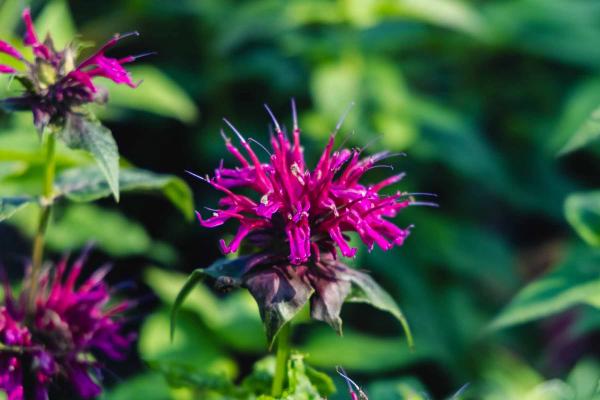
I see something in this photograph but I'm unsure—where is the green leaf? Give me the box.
[140,308,236,377]
[553,78,600,154]
[104,373,172,400]
[6,203,176,262]
[34,0,77,49]
[170,268,207,342]
[304,365,336,398]
[566,359,600,400]
[169,256,257,341]
[300,327,428,373]
[285,354,325,399]
[348,0,487,38]
[490,245,600,330]
[59,115,120,201]
[148,361,238,395]
[170,257,312,347]
[368,377,430,400]
[565,191,600,246]
[0,0,23,37]
[145,267,265,353]
[56,166,194,219]
[0,196,34,222]
[346,269,414,348]
[105,66,198,124]
[559,105,600,155]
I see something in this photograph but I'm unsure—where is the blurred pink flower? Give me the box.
[0,254,134,399]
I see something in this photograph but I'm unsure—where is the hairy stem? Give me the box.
[271,322,292,397]
[27,132,56,313]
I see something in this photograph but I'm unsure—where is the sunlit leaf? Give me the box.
[565,191,600,247]
[140,308,236,378]
[0,0,23,37]
[105,65,198,124]
[104,373,172,400]
[554,78,600,154]
[34,0,77,48]
[559,106,600,155]
[56,166,194,219]
[300,327,429,373]
[6,203,176,262]
[0,196,34,221]
[149,361,237,395]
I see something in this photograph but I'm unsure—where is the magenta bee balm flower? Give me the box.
[198,103,413,264]
[0,8,145,132]
[0,254,133,399]
[182,101,432,344]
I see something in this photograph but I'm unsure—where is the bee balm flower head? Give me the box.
[196,101,420,264]
[184,101,434,345]
[0,8,148,132]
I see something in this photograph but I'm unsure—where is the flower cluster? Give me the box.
[189,102,431,342]
[0,8,145,132]
[197,102,416,265]
[0,255,133,400]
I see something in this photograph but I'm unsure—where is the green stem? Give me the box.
[271,322,292,397]
[27,132,56,314]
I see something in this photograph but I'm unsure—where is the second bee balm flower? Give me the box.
[0,8,146,132]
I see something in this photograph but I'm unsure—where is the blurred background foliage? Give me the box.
[2,0,600,399]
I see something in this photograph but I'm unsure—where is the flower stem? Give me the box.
[271,322,292,397]
[27,132,56,314]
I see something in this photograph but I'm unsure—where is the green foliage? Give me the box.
[146,267,266,352]
[490,246,600,330]
[57,166,194,219]
[104,66,198,124]
[0,196,34,222]
[104,373,172,400]
[4,0,600,398]
[300,327,426,373]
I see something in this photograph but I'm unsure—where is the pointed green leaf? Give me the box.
[59,114,120,201]
[0,196,34,222]
[170,268,207,342]
[565,191,600,246]
[490,246,600,330]
[559,105,600,155]
[346,269,414,349]
[304,364,336,397]
[170,256,259,341]
[56,166,194,219]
